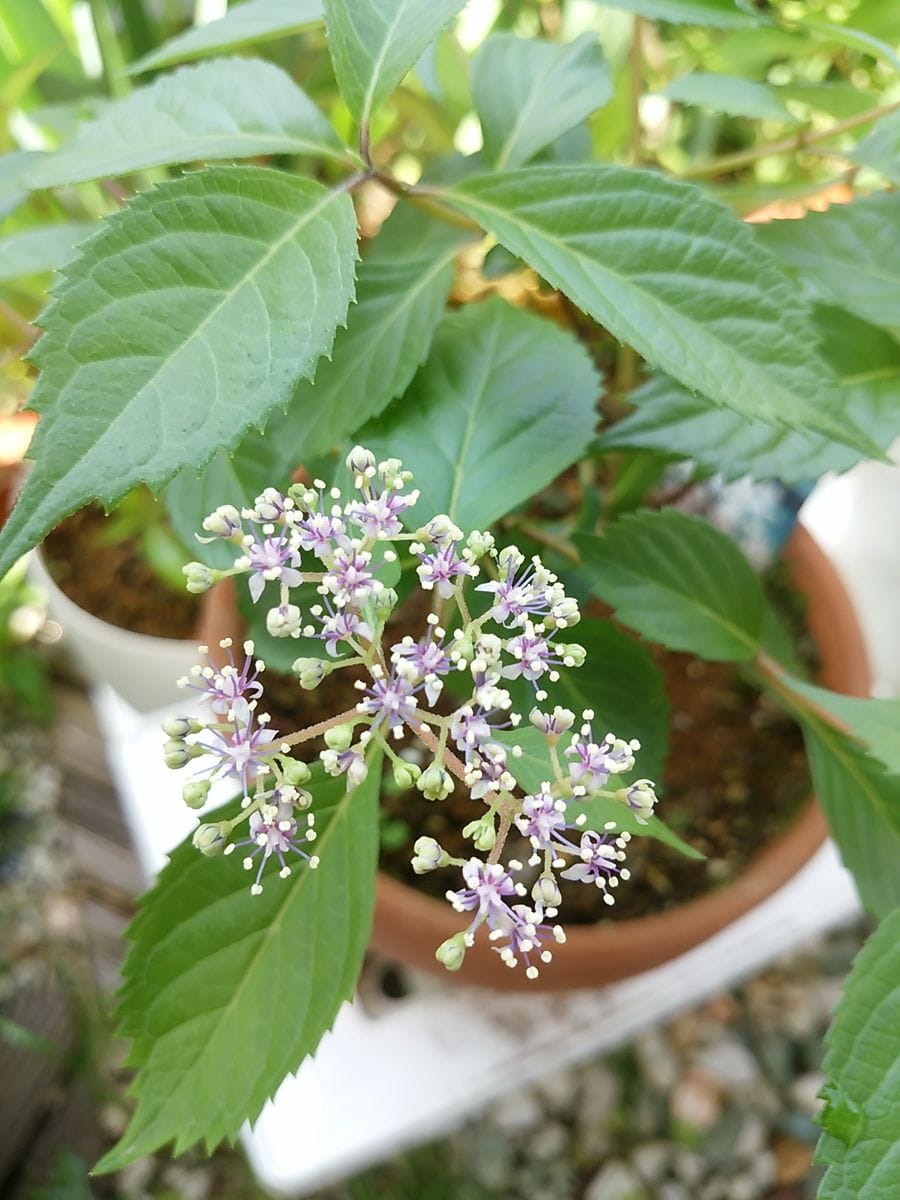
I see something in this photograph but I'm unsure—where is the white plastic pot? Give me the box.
[29,546,198,712]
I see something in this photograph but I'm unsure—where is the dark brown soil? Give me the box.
[41,505,199,639]
[258,605,812,925]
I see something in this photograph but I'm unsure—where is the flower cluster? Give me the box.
[164,447,660,978]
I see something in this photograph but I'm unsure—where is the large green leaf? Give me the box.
[663,73,795,122]
[0,167,357,579]
[816,907,900,1199]
[324,0,466,128]
[0,149,42,218]
[29,59,348,189]
[586,0,761,28]
[364,296,599,531]
[804,724,900,920]
[600,309,900,483]
[756,193,900,332]
[0,222,94,282]
[472,33,612,171]
[575,511,765,661]
[166,207,464,548]
[783,675,900,786]
[132,0,322,73]
[95,763,380,1168]
[445,166,870,452]
[850,109,900,186]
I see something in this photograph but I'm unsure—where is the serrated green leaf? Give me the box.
[472,33,612,171]
[600,308,900,483]
[797,14,900,73]
[29,59,348,190]
[0,222,95,282]
[96,761,380,1169]
[445,166,872,454]
[363,296,599,531]
[0,167,357,580]
[586,0,761,28]
[756,193,900,332]
[324,0,466,128]
[815,907,900,1199]
[777,82,880,120]
[781,675,900,787]
[132,0,322,74]
[495,727,702,859]
[165,207,464,548]
[851,109,900,186]
[663,72,795,122]
[575,511,765,661]
[804,724,900,920]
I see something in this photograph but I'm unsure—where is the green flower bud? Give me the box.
[556,642,587,668]
[392,759,421,789]
[466,530,495,560]
[373,587,399,622]
[532,875,562,908]
[192,822,228,856]
[280,758,312,787]
[411,836,448,874]
[462,814,496,853]
[435,932,468,972]
[182,780,211,809]
[293,657,332,690]
[417,763,454,802]
[346,445,376,479]
[161,715,195,739]
[324,722,355,752]
[182,561,219,595]
[164,738,191,769]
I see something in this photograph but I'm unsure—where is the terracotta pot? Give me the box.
[200,526,870,992]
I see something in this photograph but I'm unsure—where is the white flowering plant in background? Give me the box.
[1,0,899,1189]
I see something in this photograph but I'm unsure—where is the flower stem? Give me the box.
[281,707,362,747]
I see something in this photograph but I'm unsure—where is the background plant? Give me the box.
[0,0,898,1191]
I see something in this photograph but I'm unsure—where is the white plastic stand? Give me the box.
[94,466,900,1194]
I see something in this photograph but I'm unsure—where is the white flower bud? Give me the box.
[532,875,562,907]
[411,836,448,874]
[529,705,575,744]
[346,445,376,479]
[497,545,525,575]
[164,738,192,769]
[419,514,462,544]
[374,587,398,622]
[556,642,587,668]
[346,752,369,790]
[435,932,467,972]
[547,597,581,629]
[324,722,355,752]
[201,504,242,539]
[182,780,211,809]
[266,603,302,638]
[161,715,195,739]
[378,457,411,489]
[417,763,454,801]
[618,779,657,823]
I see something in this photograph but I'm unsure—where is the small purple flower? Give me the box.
[186,643,263,721]
[317,606,373,656]
[348,489,417,539]
[246,533,302,602]
[488,903,566,979]
[198,717,278,794]
[415,542,474,598]
[450,705,496,762]
[230,798,319,894]
[323,547,376,607]
[566,724,639,793]
[559,828,630,898]
[448,859,519,927]
[476,556,556,627]
[514,788,568,851]
[503,626,557,684]
[359,671,418,730]
[295,510,346,559]
[321,745,368,790]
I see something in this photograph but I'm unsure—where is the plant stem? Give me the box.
[88,0,130,97]
[682,98,900,179]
